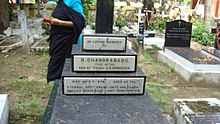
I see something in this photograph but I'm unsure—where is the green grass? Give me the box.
[8,79,53,123]
[146,84,172,112]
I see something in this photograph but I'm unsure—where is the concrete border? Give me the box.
[0,94,9,124]
[173,98,220,124]
[158,48,220,84]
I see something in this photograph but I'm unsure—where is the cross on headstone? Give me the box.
[178,20,181,27]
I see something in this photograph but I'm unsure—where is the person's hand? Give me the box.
[51,18,61,25]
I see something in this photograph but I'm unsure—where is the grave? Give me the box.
[3,10,44,53]
[173,98,220,124]
[0,94,9,124]
[158,19,220,84]
[202,48,220,60]
[158,47,220,84]
[42,0,165,122]
[42,80,165,124]
[42,33,165,123]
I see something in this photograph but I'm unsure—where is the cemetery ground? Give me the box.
[0,39,220,123]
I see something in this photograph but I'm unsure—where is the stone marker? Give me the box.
[62,59,146,95]
[72,45,137,72]
[165,20,192,47]
[0,94,9,124]
[82,34,127,51]
[173,98,220,124]
[42,80,165,124]
[95,0,114,33]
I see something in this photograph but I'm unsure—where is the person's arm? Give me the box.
[51,18,74,27]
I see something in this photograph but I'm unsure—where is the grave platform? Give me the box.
[0,94,9,124]
[62,59,146,95]
[158,47,220,84]
[42,80,165,124]
[173,98,220,124]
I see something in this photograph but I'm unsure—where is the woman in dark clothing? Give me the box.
[47,0,85,82]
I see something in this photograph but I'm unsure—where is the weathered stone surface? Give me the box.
[62,59,146,95]
[42,80,165,124]
[95,0,114,33]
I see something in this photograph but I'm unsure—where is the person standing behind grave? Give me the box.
[47,0,85,82]
[145,0,156,30]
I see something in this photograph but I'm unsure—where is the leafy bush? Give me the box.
[150,17,170,32]
[115,7,128,31]
[192,22,215,46]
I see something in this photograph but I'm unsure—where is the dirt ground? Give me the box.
[0,38,220,123]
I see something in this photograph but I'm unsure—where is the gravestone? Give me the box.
[188,113,220,124]
[63,33,146,95]
[42,33,165,123]
[82,34,127,51]
[71,45,137,72]
[173,98,220,124]
[95,0,114,33]
[165,20,192,47]
[139,22,145,35]
[0,94,9,124]
[42,80,165,124]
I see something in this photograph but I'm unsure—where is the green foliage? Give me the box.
[115,7,128,31]
[41,22,50,35]
[192,22,215,46]
[14,95,43,121]
[166,66,174,74]
[146,84,172,112]
[150,17,170,32]
[9,79,53,123]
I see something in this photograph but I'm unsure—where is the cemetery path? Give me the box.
[0,38,219,123]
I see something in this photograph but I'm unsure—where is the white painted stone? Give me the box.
[144,37,165,49]
[0,94,9,124]
[83,36,126,51]
[63,77,145,95]
[73,55,136,72]
[158,48,220,84]
[173,98,220,124]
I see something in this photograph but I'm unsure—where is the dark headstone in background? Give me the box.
[42,80,165,124]
[165,20,192,47]
[95,0,114,33]
[139,22,144,34]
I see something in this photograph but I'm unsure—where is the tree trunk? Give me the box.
[0,0,9,34]
[204,0,212,27]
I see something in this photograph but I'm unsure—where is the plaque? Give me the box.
[188,113,220,124]
[72,45,137,72]
[62,59,146,95]
[82,34,127,51]
[165,20,192,47]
